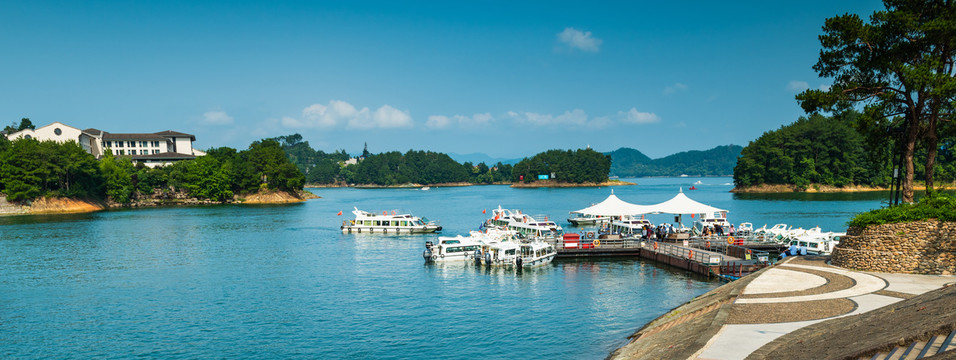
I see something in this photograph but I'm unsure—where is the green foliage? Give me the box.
[733,111,886,188]
[849,192,956,228]
[796,0,956,201]
[608,145,742,177]
[0,138,103,202]
[511,148,610,184]
[99,153,134,203]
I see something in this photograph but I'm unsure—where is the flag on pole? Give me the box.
[337,210,343,216]
[482,209,486,214]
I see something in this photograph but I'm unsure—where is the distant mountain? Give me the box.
[447,152,522,165]
[606,145,742,177]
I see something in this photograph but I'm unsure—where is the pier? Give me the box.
[552,235,781,277]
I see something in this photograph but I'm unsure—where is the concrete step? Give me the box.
[916,335,942,359]
[940,329,956,353]
[899,341,923,360]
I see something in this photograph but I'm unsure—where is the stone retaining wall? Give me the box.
[831,221,956,275]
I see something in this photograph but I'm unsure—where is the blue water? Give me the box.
[0,177,886,358]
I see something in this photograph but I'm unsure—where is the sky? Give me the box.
[1,0,886,159]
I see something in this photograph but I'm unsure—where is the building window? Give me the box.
[131,150,137,155]
[153,150,160,154]
[152,141,160,147]
[127,141,134,147]
[116,141,123,147]
[119,150,125,155]
[24,134,32,139]
[140,141,148,147]
[54,128,62,136]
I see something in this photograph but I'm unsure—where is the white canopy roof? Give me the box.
[644,189,728,215]
[570,192,653,216]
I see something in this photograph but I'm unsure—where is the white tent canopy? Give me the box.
[570,191,653,216]
[644,189,728,215]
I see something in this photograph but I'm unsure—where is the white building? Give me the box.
[6,122,206,168]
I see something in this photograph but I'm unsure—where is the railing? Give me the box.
[552,236,641,250]
[641,241,724,265]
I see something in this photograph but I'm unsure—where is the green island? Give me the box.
[0,134,309,213]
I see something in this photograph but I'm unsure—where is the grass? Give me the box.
[848,193,956,228]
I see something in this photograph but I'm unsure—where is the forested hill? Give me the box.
[607,145,742,177]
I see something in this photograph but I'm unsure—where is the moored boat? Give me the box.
[423,234,483,262]
[486,206,562,240]
[342,207,442,233]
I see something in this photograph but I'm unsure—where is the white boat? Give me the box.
[424,227,555,267]
[341,207,442,233]
[691,211,732,235]
[480,239,556,267]
[566,213,612,226]
[423,234,483,262]
[608,216,654,237]
[783,231,843,255]
[421,186,430,191]
[486,206,563,240]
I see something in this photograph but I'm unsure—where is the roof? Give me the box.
[571,192,654,216]
[83,128,103,136]
[102,130,196,141]
[103,133,169,141]
[128,152,197,160]
[643,189,728,215]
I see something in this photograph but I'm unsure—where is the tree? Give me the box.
[796,0,956,203]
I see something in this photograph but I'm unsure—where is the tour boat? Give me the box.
[691,212,732,235]
[341,207,442,233]
[566,213,612,227]
[423,234,484,262]
[608,216,655,237]
[486,206,563,240]
[479,238,556,268]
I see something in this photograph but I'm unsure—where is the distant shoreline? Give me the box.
[731,183,930,193]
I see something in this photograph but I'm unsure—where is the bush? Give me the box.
[848,193,956,228]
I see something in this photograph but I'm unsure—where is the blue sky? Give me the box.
[1,1,884,159]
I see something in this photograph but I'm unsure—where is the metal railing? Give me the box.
[641,241,724,265]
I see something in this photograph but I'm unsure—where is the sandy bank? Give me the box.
[511,179,635,188]
[0,195,105,216]
[731,183,930,193]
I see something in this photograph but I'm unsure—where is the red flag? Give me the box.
[482,209,486,214]
[337,210,343,216]
[691,214,695,218]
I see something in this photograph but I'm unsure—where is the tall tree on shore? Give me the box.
[796,0,956,203]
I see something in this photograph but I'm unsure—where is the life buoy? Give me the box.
[586,232,595,239]
[688,250,694,258]
[705,241,710,248]
[653,242,658,250]
[593,239,601,247]
[727,236,735,245]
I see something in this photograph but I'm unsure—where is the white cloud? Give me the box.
[511,109,590,126]
[663,82,688,95]
[819,84,832,91]
[426,115,451,129]
[788,80,810,92]
[371,105,413,129]
[557,27,602,52]
[202,110,234,125]
[425,113,495,129]
[280,100,413,130]
[617,108,660,124]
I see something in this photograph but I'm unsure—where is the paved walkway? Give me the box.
[693,258,955,360]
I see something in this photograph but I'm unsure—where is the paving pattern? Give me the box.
[693,257,956,360]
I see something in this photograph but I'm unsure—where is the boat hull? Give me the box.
[342,225,442,233]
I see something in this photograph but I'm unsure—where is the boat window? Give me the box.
[809,243,818,248]
[505,249,515,255]
[799,242,808,247]
[447,247,462,253]
[401,221,408,227]
[442,240,460,244]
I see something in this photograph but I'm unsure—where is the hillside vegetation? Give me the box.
[607,145,741,177]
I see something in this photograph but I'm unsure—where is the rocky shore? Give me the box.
[0,190,318,216]
[731,183,935,193]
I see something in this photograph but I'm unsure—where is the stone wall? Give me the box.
[831,221,956,275]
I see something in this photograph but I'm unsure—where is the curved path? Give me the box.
[693,257,955,360]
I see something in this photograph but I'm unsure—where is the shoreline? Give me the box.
[511,179,636,188]
[731,183,931,193]
[0,190,318,217]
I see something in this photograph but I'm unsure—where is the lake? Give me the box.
[0,177,888,359]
